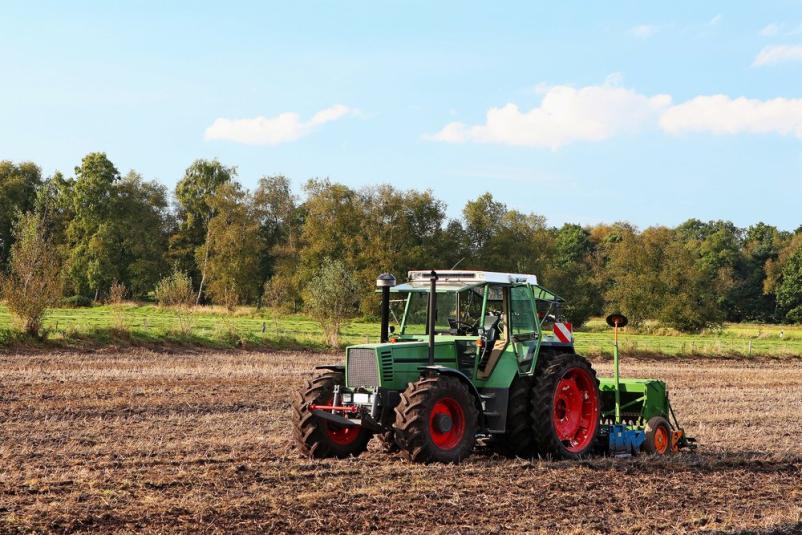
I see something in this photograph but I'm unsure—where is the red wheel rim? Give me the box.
[429,397,466,450]
[552,367,599,453]
[320,394,362,446]
[324,423,362,446]
[654,425,669,454]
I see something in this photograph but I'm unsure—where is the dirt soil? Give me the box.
[1,350,801,534]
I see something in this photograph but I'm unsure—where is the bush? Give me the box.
[154,270,195,307]
[0,212,63,336]
[303,258,359,346]
[154,270,196,335]
[262,276,296,312]
[107,281,128,331]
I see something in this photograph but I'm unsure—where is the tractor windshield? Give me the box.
[401,286,484,336]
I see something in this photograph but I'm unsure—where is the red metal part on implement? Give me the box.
[671,430,684,453]
[309,404,359,413]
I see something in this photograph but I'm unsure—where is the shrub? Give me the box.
[0,212,63,336]
[154,270,195,307]
[303,258,359,346]
[107,280,128,331]
[154,270,196,335]
[262,276,296,312]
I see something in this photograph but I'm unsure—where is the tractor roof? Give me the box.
[408,270,537,285]
[391,270,538,293]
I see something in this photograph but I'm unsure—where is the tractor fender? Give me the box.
[418,365,486,430]
[315,364,345,372]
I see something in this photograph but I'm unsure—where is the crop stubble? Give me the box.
[1,350,800,533]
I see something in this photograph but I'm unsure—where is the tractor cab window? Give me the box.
[400,291,458,335]
[401,286,484,336]
[510,285,537,338]
[402,292,429,335]
[452,287,483,335]
[483,285,506,337]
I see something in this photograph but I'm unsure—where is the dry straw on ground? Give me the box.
[1,351,800,533]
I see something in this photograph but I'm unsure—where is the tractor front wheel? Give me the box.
[292,369,372,458]
[531,353,600,459]
[393,375,478,463]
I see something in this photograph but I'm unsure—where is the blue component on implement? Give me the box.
[608,425,646,456]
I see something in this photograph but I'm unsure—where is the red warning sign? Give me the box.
[553,322,573,343]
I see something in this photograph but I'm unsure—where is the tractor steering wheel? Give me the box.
[448,318,479,335]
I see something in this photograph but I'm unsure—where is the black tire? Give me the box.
[292,369,372,459]
[378,429,400,453]
[644,416,673,455]
[491,375,537,458]
[393,375,479,463]
[530,353,601,460]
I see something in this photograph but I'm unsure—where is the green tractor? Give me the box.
[293,270,691,463]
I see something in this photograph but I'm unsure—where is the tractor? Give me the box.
[292,270,692,462]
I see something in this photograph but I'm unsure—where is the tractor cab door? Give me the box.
[509,284,541,375]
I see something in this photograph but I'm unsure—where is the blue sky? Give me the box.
[2,1,802,229]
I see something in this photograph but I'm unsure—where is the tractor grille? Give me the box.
[380,350,393,382]
[347,348,379,387]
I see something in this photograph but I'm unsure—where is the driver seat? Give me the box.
[477,314,506,379]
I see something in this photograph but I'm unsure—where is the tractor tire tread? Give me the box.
[292,369,371,459]
[491,375,536,458]
[530,353,600,460]
[393,376,478,463]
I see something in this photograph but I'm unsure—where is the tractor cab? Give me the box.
[385,270,575,381]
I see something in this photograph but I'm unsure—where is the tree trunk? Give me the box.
[196,226,212,305]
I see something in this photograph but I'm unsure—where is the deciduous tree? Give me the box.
[1,212,62,336]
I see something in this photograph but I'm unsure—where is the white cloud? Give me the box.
[428,79,802,149]
[753,44,802,66]
[204,104,353,145]
[660,95,802,138]
[709,14,722,26]
[759,23,780,37]
[630,24,658,38]
[427,81,671,149]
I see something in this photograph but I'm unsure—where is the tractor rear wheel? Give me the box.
[292,369,372,458]
[491,375,537,458]
[393,375,478,463]
[644,416,673,455]
[531,353,600,459]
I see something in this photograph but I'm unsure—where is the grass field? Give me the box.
[1,303,801,357]
[1,350,800,533]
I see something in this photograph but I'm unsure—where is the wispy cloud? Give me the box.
[630,24,658,39]
[753,44,802,66]
[204,104,354,145]
[759,23,780,37]
[709,14,722,26]
[756,22,802,37]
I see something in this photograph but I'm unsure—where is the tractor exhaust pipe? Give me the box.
[427,271,438,365]
[376,273,396,343]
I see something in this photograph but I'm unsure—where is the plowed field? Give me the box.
[2,350,801,534]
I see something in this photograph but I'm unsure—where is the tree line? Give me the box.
[2,153,802,334]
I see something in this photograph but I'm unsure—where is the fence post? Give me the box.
[748,340,752,357]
